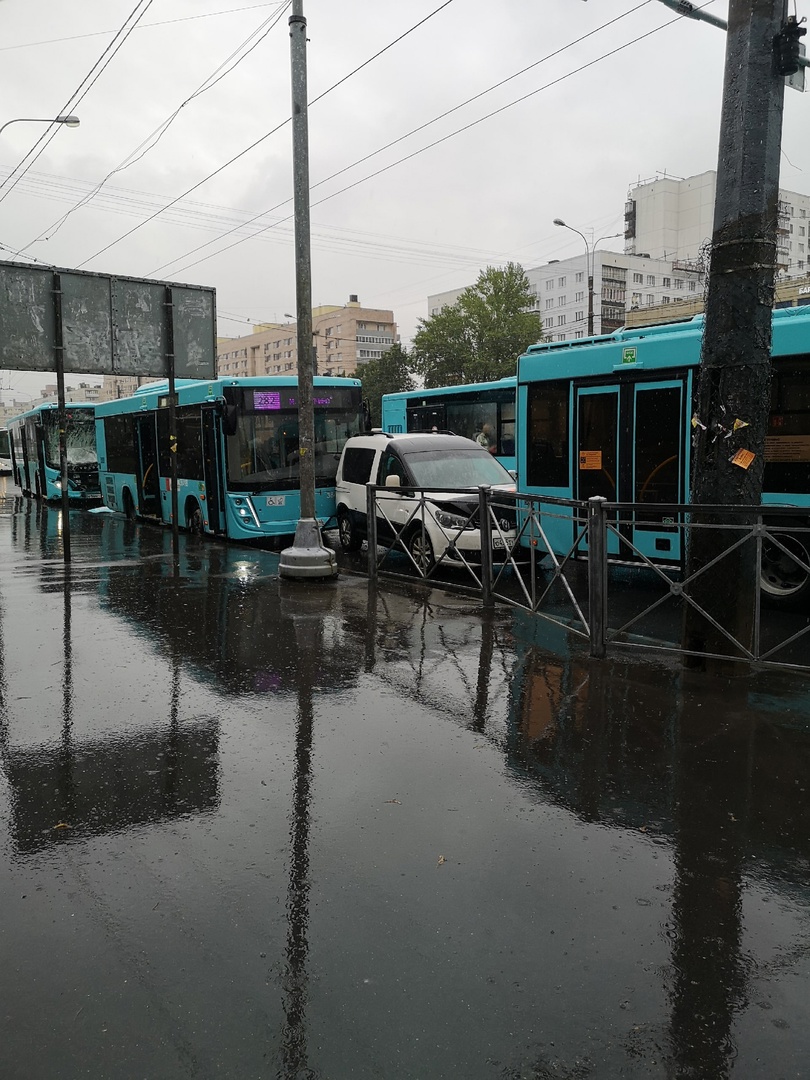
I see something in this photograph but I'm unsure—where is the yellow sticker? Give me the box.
[579,450,603,470]
[731,448,755,470]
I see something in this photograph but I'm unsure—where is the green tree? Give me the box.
[411,263,543,387]
[358,342,416,427]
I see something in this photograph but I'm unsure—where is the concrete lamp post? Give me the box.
[0,114,80,137]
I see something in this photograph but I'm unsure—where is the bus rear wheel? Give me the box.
[187,501,204,536]
[760,531,810,609]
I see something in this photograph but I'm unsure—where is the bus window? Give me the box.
[526,381,569,488]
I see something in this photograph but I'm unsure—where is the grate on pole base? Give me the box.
[279,518,338,579]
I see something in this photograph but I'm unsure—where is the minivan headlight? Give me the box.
[434,508,473,531]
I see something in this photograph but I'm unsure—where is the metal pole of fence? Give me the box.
[587,496,607,659]
[366,483,378,581]
[478,485,493,607]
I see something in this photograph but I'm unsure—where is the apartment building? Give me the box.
[97,297,398,400]
[624,270,810,329]
[429,252,702,343]
[217,296,398,380]
[625,170,810,277]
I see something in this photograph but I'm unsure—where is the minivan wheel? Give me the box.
[338,509,362,552]
[407,527,435,575]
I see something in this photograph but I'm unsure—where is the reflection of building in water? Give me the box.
[4,720,220,856]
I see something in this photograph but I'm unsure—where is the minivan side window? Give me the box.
[378,452,404,486]
[342,446,376,484]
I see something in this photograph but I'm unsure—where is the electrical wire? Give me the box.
[160,5,693,280]
[71,0,457,269]
[20,1,292,250]
[0,0,156,206]
[0,3,287,53]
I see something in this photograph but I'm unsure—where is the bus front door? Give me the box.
[135,416,161,517]
[575,385,621,555]
[201,407,224,534]
[574,378,688,564]
[630,380,687,563]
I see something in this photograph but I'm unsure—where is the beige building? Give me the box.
[624,271,810,328]
[98,296,398,401]
[217,296,398,380]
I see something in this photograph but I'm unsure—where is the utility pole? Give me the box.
[280,0,337,579]
[682,0,800,666]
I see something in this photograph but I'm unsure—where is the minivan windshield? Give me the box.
[402,448,514,489]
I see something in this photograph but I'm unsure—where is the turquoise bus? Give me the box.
[516,307,810,605]
[94,376,365,542]
[381,377,517,472]
[8,402,100,502]
[0,428,11,475]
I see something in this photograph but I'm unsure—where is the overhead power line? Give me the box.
[20,1,293,250]
[72,0,458,269]
[0,0,156,207]
[157,2,687,280]
[0,3,288,53]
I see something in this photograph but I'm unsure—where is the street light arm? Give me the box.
[655,0,727,31]
[0,115,80,137]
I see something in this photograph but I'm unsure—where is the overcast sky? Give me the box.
[1,0,808,397]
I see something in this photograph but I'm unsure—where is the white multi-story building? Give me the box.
[625,170,810,278]
[429,252,702,342]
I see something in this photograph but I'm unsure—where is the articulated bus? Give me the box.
[517,306,810,605]
[0,429,11,475]
[94,376,365,542]
[8,402,101,502]
[381,377,517,471]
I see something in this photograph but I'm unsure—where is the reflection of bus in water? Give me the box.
[94,518,363,698]
[381,377,517,472]
[0,428,11,474]
[517,307,810,606]
[95,376,365,542]
[8,402,100,502]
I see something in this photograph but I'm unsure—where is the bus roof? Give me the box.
[95,375,362,416]
[518,306,810,383]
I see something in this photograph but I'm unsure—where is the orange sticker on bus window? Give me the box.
[730,448,755,470]
[579,450,603,470]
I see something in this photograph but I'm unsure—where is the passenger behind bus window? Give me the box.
[476,422,497,454]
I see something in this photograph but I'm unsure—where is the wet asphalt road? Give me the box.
[1,483,809,1079]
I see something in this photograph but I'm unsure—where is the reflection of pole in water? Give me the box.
[279,614,317,1078]
[471,614,496,734]
[59,569,76,817]
[667,683,748,1078]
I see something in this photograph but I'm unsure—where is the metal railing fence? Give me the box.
[363,485,810,673]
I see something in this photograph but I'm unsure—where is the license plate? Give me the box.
[493,537,505,549]
[266,495,286,507]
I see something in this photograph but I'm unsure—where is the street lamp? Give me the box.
[0,114,80,137]
[553,218,622,336]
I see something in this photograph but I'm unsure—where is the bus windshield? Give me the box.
[43,412,98,467]
[224,386,364,492]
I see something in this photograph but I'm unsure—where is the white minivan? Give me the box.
[334,431,518,572]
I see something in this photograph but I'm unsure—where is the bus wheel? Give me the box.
[760,532,810,608]
[123,489,136,521]
[338,509,362,552]
[187,502,204,536]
